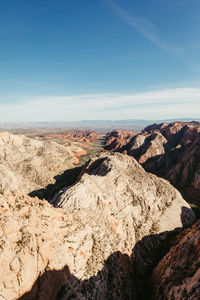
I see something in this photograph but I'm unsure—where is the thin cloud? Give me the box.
[105,0,200,72]
[0,88,200,121]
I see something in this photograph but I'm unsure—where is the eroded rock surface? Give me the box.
[152,219,200,300]
[104,122,200,205]
[0,153,196,300]
[0,194,93,300]
[43,129,99,144]
[0,132,85,196]
[52,153,195,235]
[104,130,136,152]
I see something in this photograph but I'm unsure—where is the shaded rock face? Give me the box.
[104,122,200,205]
[164,137,200,205]
[0,132,85,196]
[152,219,200,300]
[104,130,136,151]
[0,153,196,300]
[142,122,200,205]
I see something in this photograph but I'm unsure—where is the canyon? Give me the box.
[104,121,200,208]
[0,124,200,299]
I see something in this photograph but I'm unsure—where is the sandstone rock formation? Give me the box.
[104,130,136,151]
[43,129,99,144]
[0,153,196,299]
[162,136,200,206]
[41,129,100,165]
[152,219,200,299]
[0,194,93,300]
[104,122,200,205]
[144,121,200,146]
[51,152,195,236]
[0,132,85,196]
[143,122,200,205]
[104,130,168,164]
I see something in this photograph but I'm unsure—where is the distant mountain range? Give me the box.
[0,118,200,132]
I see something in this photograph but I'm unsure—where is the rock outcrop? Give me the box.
[50,152,196,298]
[104,122,200,205]
[0,194,93,300]
[0,153,196,299]
[104,130,169,165]
[51,153,195,234]
[41,129,100,165]
[163,136,200,205]
[0,132,85,196]
[104,130,136,151]
[144,121,200,146]
[43,129,99,144]
[143,122,200,205]
[152,219,200,299]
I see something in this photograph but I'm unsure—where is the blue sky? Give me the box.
[0,0,200,121]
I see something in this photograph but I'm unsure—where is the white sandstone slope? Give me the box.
[0,132,84,196]
[52,152,195,235]
[0,194,93,300]
[0,153,196,300]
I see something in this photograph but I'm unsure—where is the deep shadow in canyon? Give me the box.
[29,166,84,202]
[29,137,107,201]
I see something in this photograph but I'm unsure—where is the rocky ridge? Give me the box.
[104,130,136,151]
[0,153,196,299]
[1,123,200,300]
[51,152,194,234]
[0,132,86,196]
[104,122,200,205]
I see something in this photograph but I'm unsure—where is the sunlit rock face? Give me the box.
[50,152,195,298]
[0,153,196,300]
[52,152,195,234]
[43,129,99,144]
[0,194,94,300]
[104,122,200,205]
[0,132,85,196]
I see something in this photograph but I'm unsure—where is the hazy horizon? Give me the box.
[0,117,199,127]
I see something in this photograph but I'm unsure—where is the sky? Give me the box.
[0,0,200,121]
